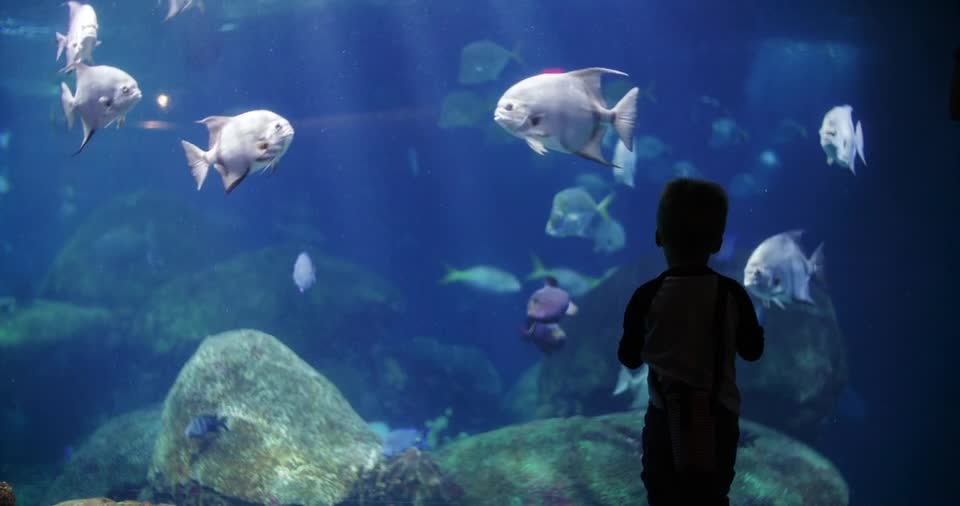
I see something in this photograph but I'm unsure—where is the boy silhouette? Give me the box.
[618,178,764,505]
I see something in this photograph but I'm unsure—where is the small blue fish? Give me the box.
[184,414,228,439]
[382,427,430,457]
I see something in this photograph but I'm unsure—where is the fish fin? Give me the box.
[613,366,631,395]
[74,120,95,155]
[809,242,826,284]
[795,277,814,304]
[826,156,834,165]
[526,137,548,155]
[761,299,770,309]
[218,164,249,194]
[197,116,231,149]
[566,301,578,316]
[854,121,865,172]
[66,1,82,18]
[595,193,614,223]
[785,229,804,240]
[773,298,786,310]
[56,32,67,61]
[60,82,76,130]
[575,125,614,166]
[439,264,461,285]
[181,140,211,190]
[567,68,629,104]
[611,87,639,151]
[527,253,546,280]
[117,116,125,129]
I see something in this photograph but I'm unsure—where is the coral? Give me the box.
[0,481,14,506]
[341,448,465,506]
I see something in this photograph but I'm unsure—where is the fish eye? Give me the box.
[257,141,269,150]
[530,116,541,127]
[772,277,781,287]
[121,86,129,94]
[103,98,112,108]
[504,103,513,111]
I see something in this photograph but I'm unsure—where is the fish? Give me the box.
[591,218,626,254]
[494,68,639,167]
[546,188,613,239]
[382,427,430,457]
[527,254,614,297]
[757,149,780,172]
[520,322,567,354]
[440,265,522,293]
[611,138,636,188]
[743,230,825,309]
[526,277,578,323]
[819,105,865,175]
[60,63,142,154]
[184,414,228,438]
[292,252,316,293]
[161,0,206,23]
[56,2,99,73]
[180,110,295,194]
[613,364,649,409]
[709,117,749,149]
[438,90,488,128]
[458,40,523,85]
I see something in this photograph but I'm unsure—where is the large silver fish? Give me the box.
[56,2,99,73]
[743,230,824,309]
[181,110,294,194]
[161,0,205,23]
[494,68,639,167]
[60,63,142,154]
[819,105,865,175]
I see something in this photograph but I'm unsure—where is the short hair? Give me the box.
[656,178,728,256]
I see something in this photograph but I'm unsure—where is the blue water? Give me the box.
[1,1,958,505]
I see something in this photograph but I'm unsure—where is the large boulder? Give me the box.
[535,253,849,435]
[436,411,850,505]
[131,245,405,361]
[40,191,235,311]
[42,406,162,505]
[147,329,383,506]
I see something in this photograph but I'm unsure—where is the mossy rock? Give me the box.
[131,245,405,360]
[436,411,849,505]
[0,299,111,350]
[40,191,236,310]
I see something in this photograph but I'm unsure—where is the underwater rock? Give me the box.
[0,481,13,506]
[40,191,236,310]
[436,411,849,505]
[535,253,849,434]
[131,245,404,361]
[53,501,173,506]
[371,337,502,432]
[340,448,465,505]
[0,299,111,350]
[147,329,382,506]
[42,406,162,505]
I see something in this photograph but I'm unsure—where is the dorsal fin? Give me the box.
[566,68,628,104]
[197,116,231,150]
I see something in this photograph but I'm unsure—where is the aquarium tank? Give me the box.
[0,1,957,505]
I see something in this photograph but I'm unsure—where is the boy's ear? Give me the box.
[655,229,663,247]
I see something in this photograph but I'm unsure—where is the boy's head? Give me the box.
[656,178,728,264]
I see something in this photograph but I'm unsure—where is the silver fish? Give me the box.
[819,105,865,175]
[292,252,316,293]
[494,68,639,167]
[611,138,636,188]
[458,40,521,85]
[613,364,649,409]
[743,230,824,309]
[60,63,142,154]
[592,218,625,254]
[181,110,294,194]
[161,0,205,23]
[441,265,521,294]
[546,188,613,239]
[56,2,99,73]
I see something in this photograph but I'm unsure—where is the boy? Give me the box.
[618,178,764,506]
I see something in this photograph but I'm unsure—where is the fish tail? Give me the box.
[611,87,639,151]
[527,252,546,280]
[596,193,615,223]
[181,140,211,190]
[60,82,75,130]
[809,242,826,284]
[854,121,865,171]
[439,264,460,285]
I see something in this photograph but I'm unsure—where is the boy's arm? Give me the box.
[617,278,662,369]
[729,282,764,361]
